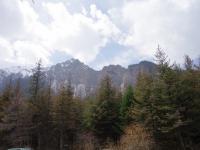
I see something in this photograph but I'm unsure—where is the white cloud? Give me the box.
[41,2,120,63]
[12,41,51,66]
[0,0,121,67]
[0,0,51,67]
[0,37,14,66]
[113,0,200,63]
[95,49,140,69]
[0,0,24,39]
[0,0,200,69]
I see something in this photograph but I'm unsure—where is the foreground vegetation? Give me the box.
[0,47,200,150]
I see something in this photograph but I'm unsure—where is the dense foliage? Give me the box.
[0,48,200,150]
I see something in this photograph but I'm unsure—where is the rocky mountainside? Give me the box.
[0,59,156,97]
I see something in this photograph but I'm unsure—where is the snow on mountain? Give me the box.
[0,59,156,98]
[2,66,32,77]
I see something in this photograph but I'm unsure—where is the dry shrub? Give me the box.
[72,124,156,150]
[108,124,156,150]
[72,132,97,150]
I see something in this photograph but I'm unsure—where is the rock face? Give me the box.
[0,67,31,93]
[99,61,156,92]
[46,59,99,97]
[0,59,156,98]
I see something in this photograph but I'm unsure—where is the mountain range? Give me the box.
[0,59,156,98]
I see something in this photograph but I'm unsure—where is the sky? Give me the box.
[0,0,200,70]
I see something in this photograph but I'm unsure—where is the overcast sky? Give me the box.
[0,0,200,69]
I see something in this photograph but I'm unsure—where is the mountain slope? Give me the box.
[0,59,156,97]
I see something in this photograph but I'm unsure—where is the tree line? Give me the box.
[0,48,200,150]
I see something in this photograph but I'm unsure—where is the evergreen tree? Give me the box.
[0,78,14,147]
[53,81,75,150]
[28,60,52,150]
[29,59,44,102]
[150,47,181,134]
[140,48,181,149]
[132,72,154,129]
[132,47,183,149]
[120,85,135,124]
[90,76,122,143]
[0,78,13,120]
[82,96,97,130]
[35,80,53,150]
[0,79,32,147]
[174,55,200,149]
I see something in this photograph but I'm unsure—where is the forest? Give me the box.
[0,48,200,150]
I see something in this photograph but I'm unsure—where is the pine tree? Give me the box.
[132,47,183,149]
[0,78,14,147]
[90,76,122,143]
[28,60,50,150]
[174,55,200,149]
[0,79,32,147]
[29,59,45,103]
[151,47,181,134]
[0,78,13,120]
[35,80,53,149]
[132,72,154,129]
[53,81,75,150]
[120,85,135,124]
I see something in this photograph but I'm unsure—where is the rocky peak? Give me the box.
[0,59,156,98]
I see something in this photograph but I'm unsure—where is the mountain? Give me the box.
[46,59,99,97]
[0,66,31,93]
[0,59,156,98]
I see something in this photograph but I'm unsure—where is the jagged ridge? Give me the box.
[0,59,156,98]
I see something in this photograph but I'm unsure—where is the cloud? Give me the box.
[42,2,120,63]
[0,0,50,67]
[112,0,200,63]
[0,37,14,66]
[12,40,51,66]
[0,0,121,67]
[0,0,199,69]
[94,49,140,70]
[0,0,24,39]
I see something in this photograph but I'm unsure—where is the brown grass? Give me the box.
[108,124,155,150]
[72,124,156,150]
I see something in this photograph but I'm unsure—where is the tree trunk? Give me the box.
[38,132,41,150]
[177,131,185,150]
[60,132,63,150]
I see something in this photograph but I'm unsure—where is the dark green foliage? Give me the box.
[173,56,200,149]
[0,79,14,146]
[133,72,156,131]
[132,47,200,149]
[90,76,123,142]
[120,85,135,124]
[82,96,97,130]
[1,50,200,150]
[28,60,53,150]
[53,82,77,150]
[29,59,45,102]
[0,79,14,119]
[0,79,32,147]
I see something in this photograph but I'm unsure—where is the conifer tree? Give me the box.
[53,81,75,150]
[28,60,49,150]
[150,47,181,136]
[90,76,122,143]
[174,55,200,149]
[35,80,53,149]
[0,78,14,147]
[0,78,13,120]
[132,72,155,129]
[0,79,32,147]
[132,47,183,149]
[30,59,44,103]
[120,85,135,124]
